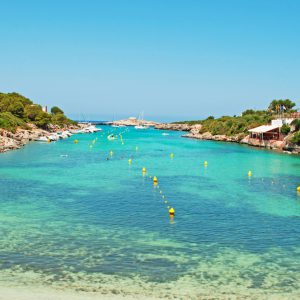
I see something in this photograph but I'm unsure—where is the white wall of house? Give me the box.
[271,118,294,127]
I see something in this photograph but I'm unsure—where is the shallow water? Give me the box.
[0,126,299,298]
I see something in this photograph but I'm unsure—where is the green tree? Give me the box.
[0,97,11,112]
[291,131,300,145]
[25,105,43,121]
[8,101,25,118]
[268,99,296,112]
[51,106,64,115]
[34,111,52,129]
[291,119,300,131]
[280,124,291,135]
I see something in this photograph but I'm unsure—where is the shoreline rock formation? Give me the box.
[0,123,80,153]
[110,117,159,127]
[155,123,300,154]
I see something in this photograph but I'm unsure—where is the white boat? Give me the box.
[162,133,169,136]
[112,124,126,128]
[84,125,102,133]
[107,134,118,140]
[64,130,73,137]
[35,136,50,142]
[57,132,69,139]
[48,134,60,141]
[135,112,149,129]
[71,129,84,134]
[134,125,149,129]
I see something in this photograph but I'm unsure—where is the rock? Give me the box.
[0,123,80,153]
[158,121,299,154]
[155,123,192,131]
[190,124,202,134]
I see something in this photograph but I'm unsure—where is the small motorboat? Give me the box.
[84,125,102,133]
[107,134,118,140]
[112,124,126,128]
[134,125,149,129]
[48,134,60,141]
[35,136,50,142]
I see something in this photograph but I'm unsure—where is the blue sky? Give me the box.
[0,0,299,121]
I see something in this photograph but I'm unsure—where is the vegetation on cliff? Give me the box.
[0,92,76,132]
[175,99,299,139]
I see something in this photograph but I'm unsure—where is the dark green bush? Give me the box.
[291,131,300,145]
[280,124,291,135]
[51,106,64,115]
[0,112,28,132]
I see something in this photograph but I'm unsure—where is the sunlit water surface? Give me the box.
[0,126,299,298]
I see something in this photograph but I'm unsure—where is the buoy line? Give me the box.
[141,168,176,219]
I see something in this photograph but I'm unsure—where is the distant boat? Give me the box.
[35,136,49,142]
[135,111,149,129]
[82,125,102,133]
[107,134,118,140]
[48,134,60,141]
[135,125,148,129]
[112,124,126,128]
[162,133,169,136]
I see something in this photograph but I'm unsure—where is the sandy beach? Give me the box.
[0,286,161,300]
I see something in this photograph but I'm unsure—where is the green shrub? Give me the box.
[25,105,43,121]
[51,113,75,127]
[291,119,300,131]
[34,111,52,129]
[51,106,64,115]
[8,101,25,118]
[0,112,28,132]
[280,124,291,135]
[291,131,300,145]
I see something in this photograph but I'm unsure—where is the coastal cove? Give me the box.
[0,126,299,299]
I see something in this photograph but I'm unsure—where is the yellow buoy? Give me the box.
[153,176,158,184]
[170,153,174,158]
[204,161,208,166]
[109,150,113,156]
[128,159,132,164]
[162,195,165,199]
[142,167,147,173]
[135,146,138,151]
[169,207,175,217]
[74,139,78,144]
[248,171,252,177]
[297,186,300,192]
[164,201,168,204]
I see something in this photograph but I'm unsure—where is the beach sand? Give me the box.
[0,286,160,300]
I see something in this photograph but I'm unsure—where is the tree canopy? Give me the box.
[51,106,64,115]
[268,99,296,112]
[0,92,76,132]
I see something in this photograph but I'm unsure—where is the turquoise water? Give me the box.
[0,126,299,298]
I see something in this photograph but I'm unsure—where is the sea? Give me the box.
[0,126,299,299]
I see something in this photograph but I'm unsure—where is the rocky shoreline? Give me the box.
[110,118,159,127]
[155,123,300,154]
[0,123,80,153]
